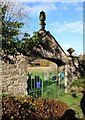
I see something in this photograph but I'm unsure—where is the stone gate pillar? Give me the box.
[65,64,68,93]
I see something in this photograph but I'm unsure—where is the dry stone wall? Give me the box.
[1,54,30,96]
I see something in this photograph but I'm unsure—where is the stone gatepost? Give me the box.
[65,64,68,93]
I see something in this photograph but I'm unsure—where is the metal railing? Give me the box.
[27,71,65,98]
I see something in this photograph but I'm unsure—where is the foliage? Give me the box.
[35,98,69,120]
[2,95,37,120]
[16,32,41,55]
[1,2,41,56]
[1,6,23,54]
[1,3,24,55]
[2,95,75,120]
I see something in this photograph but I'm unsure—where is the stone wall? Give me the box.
[1,54,58,96]
[1,54,30,96]
[1,53,81,96]
[31,31,67,64]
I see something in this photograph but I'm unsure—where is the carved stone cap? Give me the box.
[39,11,46,31]
[39,11,46,21]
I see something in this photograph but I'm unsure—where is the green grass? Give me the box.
[43,82,65,98]
[56,93,83,119]
[56,77,85,119]
[43,83,58,98]
[70,77,85,89]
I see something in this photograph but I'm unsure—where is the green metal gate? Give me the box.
[27,71,65,98]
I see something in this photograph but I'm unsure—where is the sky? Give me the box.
[16,1,84,55]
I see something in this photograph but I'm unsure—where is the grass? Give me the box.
[43,83,58,98]
[70,77,85,89]
[56,77,85,119]
[56,93,83,119]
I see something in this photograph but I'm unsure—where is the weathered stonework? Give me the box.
[31,31,67,66]
[1,55,29,96]
[1,11,83,97]
[1,54,58,96]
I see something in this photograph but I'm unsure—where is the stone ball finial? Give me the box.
[67,48,75,56]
